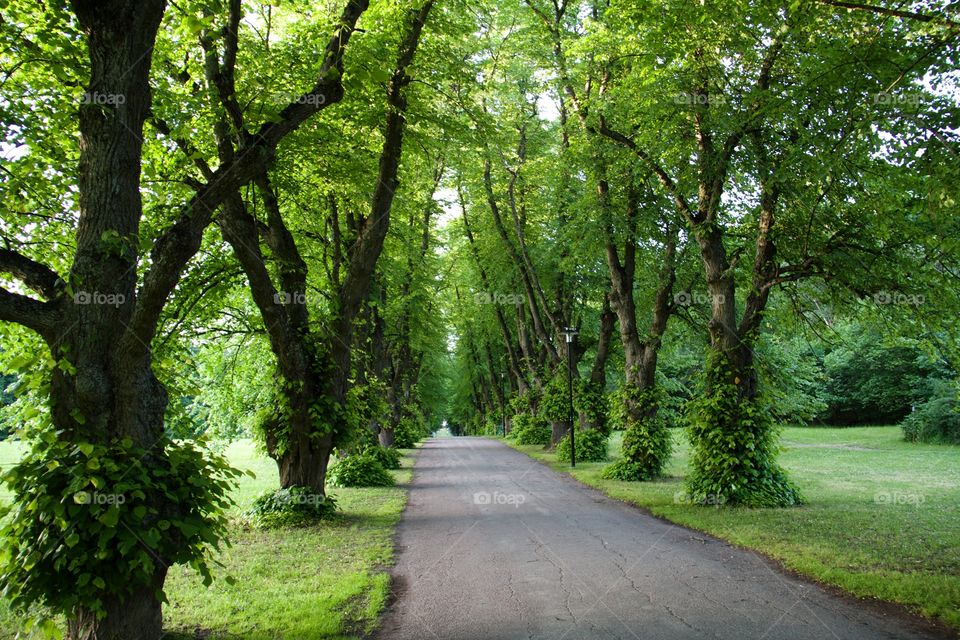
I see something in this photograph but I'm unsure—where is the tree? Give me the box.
[0,0,369,636]
[210,1,435,492]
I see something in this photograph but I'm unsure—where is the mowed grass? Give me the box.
[0,439,415,640]
[507,426,960,630]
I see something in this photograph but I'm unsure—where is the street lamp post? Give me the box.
[561,327,578,467]
[501,371,507,436]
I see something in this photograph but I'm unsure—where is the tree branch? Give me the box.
[126,0,370,358]
[332,0,434,382]
[0,249,63,300]
[596,119,696,222]
[256,0,370,148]
[0,287,59,336]
[816,0,960,29]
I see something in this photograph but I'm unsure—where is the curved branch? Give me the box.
[0,249,63,300]
[0,287,60,336]
[127,0,371,358]
[596,119,696,223]
[816,0,960,29]
[256,0,370,148]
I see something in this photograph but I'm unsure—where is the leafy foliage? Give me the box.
[327,452,395,488]
[245,487,338,529]
[820,323,945,425]
[510,414,552,446]
[901,380,960,445]
[575,381,608,434]
[685,358,803,507]
[362,445,402,470]
[393,411,430,449]
[603,386,673,481]
[556,429,608,463]
[539,371,570,424]
[0,436,241,619]
[757,336,829,426]
[602,418,673,482]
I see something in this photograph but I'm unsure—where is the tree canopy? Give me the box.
[0,0,957,637]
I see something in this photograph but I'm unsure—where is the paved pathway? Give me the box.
[377,437,949,640]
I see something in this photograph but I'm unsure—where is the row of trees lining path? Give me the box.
[0,0,956,638]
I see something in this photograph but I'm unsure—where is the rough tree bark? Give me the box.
[51,5,171,637]
[599,179,678,420]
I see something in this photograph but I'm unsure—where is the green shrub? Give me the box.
[511,414,551,445]
[327,451,395,487]
[901,381,960,444]
[363,444,402,470]
[0,436,241,621]
[539,371,569,423]
[575,381,608,434]
[602,414,673,481]
[246,486,338,529]
[556,429,608,462]
[393,414,428,448]
[506,412,531,439]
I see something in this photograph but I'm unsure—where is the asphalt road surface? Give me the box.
[376,437,950,640]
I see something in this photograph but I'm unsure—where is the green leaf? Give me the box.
[98,506,120,528]
[370,68,392,83]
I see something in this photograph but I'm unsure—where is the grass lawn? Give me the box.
[506,426,960,631]
[0,439,415,640]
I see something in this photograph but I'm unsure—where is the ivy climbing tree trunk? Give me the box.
[596,175,679,480]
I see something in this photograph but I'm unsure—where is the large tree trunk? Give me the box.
[66,566,168,640]
[598,177,678,480]
[379,428,396,448]
[685,151,800,506]
[276,427,333,491]
[53,3,171,638]
[217,190,332,493]
[38,1,189,637]
[1,0,372,635]
[602,180,677,417]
